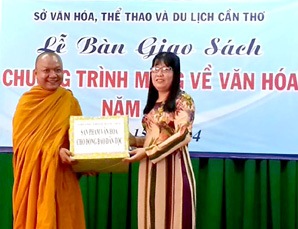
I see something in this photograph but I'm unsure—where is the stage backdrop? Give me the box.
[1,0,297,158]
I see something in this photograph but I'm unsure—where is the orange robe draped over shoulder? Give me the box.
[12,86,86,229]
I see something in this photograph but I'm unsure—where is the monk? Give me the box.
[12,52,86,229]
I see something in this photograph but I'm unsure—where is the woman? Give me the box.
[124,52,196,229]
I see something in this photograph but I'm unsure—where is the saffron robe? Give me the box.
[139,91,196,229]
[12,86,86,229]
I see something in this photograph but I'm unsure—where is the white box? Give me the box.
[69,115,130,173]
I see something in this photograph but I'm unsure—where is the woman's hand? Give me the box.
[123,148,147,163]
[59,147,76,165]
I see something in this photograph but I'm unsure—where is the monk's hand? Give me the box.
[123,148,146,163]
[59,147,74,165]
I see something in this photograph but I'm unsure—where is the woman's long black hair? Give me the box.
[143,52,181,114]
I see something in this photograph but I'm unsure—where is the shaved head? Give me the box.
[35,52,63,69]
[34,52,64,91]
